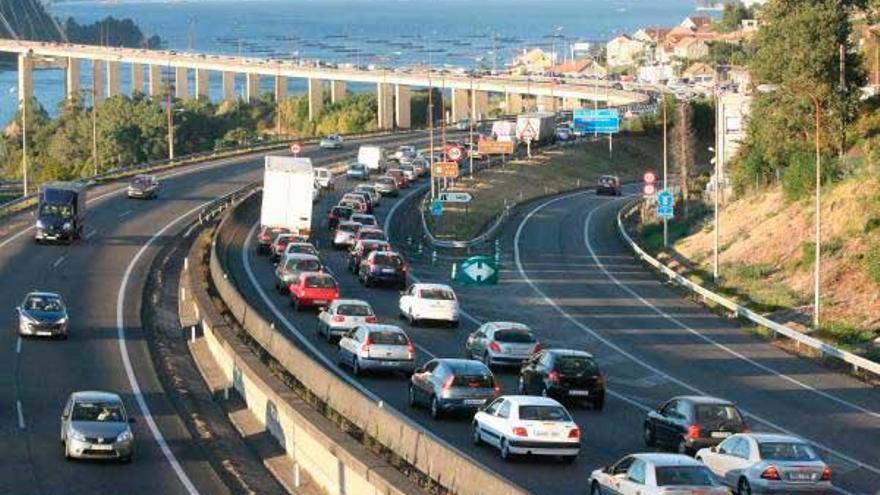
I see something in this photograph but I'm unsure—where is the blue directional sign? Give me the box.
[455,256,498,285]
[573,108,620,134]
[657,190,674,219]
[430,199,443,217]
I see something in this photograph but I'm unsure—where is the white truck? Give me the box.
[357,145,385,173]
[260,155,315,236]
[491,120,518,144]
[516,112,556,146]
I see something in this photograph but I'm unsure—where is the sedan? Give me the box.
[17,291,68,339]
[126,174,159,199]
[696,433,832,494]
[289,272,339,311]
[465,322,540,368]
[332,221,361,249]
[316,299,377,342]
[409,358,500,419]
[346,163,370,180]
[518,349,605,410]
[374,177,399,197]
[358,250,407,289]
[644,396,749,455]
[589,453,730,495]
[319,134,343,149]
[398,283,459,327]
[61,391,135,463]
[337,324,416,376]
[473,395,580,462]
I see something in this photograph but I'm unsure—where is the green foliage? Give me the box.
[715,1,754,32]
[705,41,754,67]
[802,241,816,266]
[867,245,880,284]
[64,16,162,48]
[781,149,840,200]
[816,321,875,346]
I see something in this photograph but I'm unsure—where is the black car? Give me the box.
[517,349,605,410]
[596,175,621,196]
[127,174,159,199]
[408,359,500,419]
[327,205,353,231]
[643,395,748,455]
[358,251,407,288]
[256,226,289,254]
[347,240,390,273]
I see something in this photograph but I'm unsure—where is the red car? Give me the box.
[289,272,340,311]
[385,169,410,189]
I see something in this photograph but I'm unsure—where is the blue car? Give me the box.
[346,163,370,180]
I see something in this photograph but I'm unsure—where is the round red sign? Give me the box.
[643,171,656,184]
[447,146,463,161]
[290,142,302,155]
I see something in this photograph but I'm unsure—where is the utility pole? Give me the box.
[813,96,822,330]
[662,93,668,248]
[166,82,175,161]
[469,77,475,178]
[21,92,27,197]
[428,57,435,200]
[92,85,99,175]
[713,89,722,281]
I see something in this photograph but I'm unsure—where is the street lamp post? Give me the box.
[166,82,175,161]
[21,92,28,197]
[662,93,668,248]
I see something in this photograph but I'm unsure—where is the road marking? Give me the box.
[51,255,66,268]
[118,209,133,219]
[16,400,24,429]
[84,228,97,239]
[16,337,21,354]
[508,190,880,480]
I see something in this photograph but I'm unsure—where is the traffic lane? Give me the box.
[511,190,880,491]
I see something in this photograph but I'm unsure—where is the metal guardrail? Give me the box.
[617,200,880,378]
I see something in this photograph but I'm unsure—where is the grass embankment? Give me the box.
[425,135,663,240]
[636,172,880,360]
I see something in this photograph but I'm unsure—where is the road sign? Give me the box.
[289,142,302,155]
[432,161,460,178]
[456,255,498,285]
[478,140,515,155]
[643,171,656,184]
[438,192,472,203]
[446,145,464,162]
[573,108,620,134]
[643,184,656,196]
[430,199,443,217]
[657,190,674,218]
[658,205,674,218]
[519,120,537,142]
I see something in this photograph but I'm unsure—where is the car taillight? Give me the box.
[361,336,373,352]
[512,427,528,437]
[687,425,701,440]
[595,375,605,385]
[493,381,501,394]
[568,427,580,439]
[441,375,455,391]
[365,315,378,323]
[488,341,501,352]
[332,315,345,322]
[760,466,781,481]
[407,341,415,358]
[547,370,560,383]
[820,467,831,481]
[532,342,542,354]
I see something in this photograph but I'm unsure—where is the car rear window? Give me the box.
[370,331,408,345]
[655,466,716,486]
[338,304,372,316]
[554,356,599,375]
[420,288,455,300]
[338,223,359,233]
[518,405,571,422]
[361,231,386,241]
[374,254,402,267]
[494,329,535,343]
[758,442,819,461]
[353,216,376,226]
[288,259,321,271]
[331,207,353,218]
[288,244,316,255]
[695,404,742,424]
[379,178,396,185]
[305,276,336,289]
[452,374,494,388]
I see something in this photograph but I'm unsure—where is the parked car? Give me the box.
[398,283,459,327]
[289,272,340,311]
[354,184,381,207]
[597,174,622,196]
[358,250,407,288]
[386,169,410,188]
[517,349,605,410]
[472,395,580,463]
[60,391,135,463]
[316,299,377,342]
[589,453,730,495]
[281,241,319,259]
[17,291,68,339]
[644,396,749,455]
[555,126,573,142]
[274,253,323,293]
[465,322,540,368]
[347,239,391,272]
[327,205,353,231]
[696,433,832,495]
[336,324,416,376]
[332,221,361,249]
[350,213,378,229]
[257,226,290,254]
[352,227,387,244]
[408,358,500,419]
[346,163,370,180]
[319,134,343,149]
[126,174,159,199]
[374,177,399,197]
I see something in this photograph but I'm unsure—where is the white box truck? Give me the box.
[516,112,556,145]
[491,120,518,144]
[260,155,314,235]
[357,145,385,173]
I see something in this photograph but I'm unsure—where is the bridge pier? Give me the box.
[505,92,523,115]
[451,88,470,123]
[395,84,411,130]
[471,89,489,121]
[175,66,190,99]
[308,78,323,120]
[274,75,287,102]
[377,83,394,130]
[107,61,121,98]
[131,63,144,95]
[92,60,106,103]
[65,57,80,102]
[148,65,162,98]
[195,68,209,99]
[222,71,236,100]
[246,73,261,102]
[330,80,346,103]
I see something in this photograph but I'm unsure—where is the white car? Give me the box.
[398,283,459,327]
[472,395,580,462]
[354,184,381,207]
[696,433,832,495]
[319,134,343,149]
[333,221,361,249]
[336,324,416,376]
[281,241,319,260]
[394,145,417,160]
[314,167,335,189]
[317,299,377,342]
[589,453,730,495]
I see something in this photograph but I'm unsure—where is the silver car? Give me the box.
[274,253,323,292]
[18,291,68,338]
[465,322,541,368]
[316,299,377,342]
[319,134,343,149]
[374,177,399,197]
[354,184,381,207]
[127,174,159,199]
[337,324,416,376]
[696,433,832,494]
[61,391,135,463]
[408,358,500,419]
[589,453,730,495]
[332,221,361,249]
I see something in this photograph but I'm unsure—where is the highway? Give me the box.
[0,130,432,495]
[221,174,880,494]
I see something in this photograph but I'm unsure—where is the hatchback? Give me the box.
[346,163,369,180]
[359,251,407,288]
[337,324,416,376]
[18,291,68,339]
[281,242,319,259]
[61,391,135,463]
[327,205,353,231]
[644,396,749,455]
[374,177,399,197]
[127,174,159,199]
[354,184,381,207]
[386,169,410,188]
[408,358,500,419]
[597,174,621,196]
[350,213,378,228]
[465,322,541,368]
[518,349,605,410]
[353,227,387,244]
[333,221,361,248]
[399,283,459,327]
[257,226,289,254]
[589,453,730,495]
[317,299,377,342]
[289,272,339,311]
[274,253,323,292]
[270,233,301,261]
[347,240,391,272]
[342,193,372,214]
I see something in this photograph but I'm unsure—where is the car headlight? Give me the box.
[57,316,68,325]
[116,429,133,443]
[69,429,86,442]
[62,222,72,231]
[20,312,37,325]
[35,220,45,229]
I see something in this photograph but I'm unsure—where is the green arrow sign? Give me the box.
[455,255,498,285]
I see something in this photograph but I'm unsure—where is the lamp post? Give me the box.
[662,92,668,248]
[21,90,28,197]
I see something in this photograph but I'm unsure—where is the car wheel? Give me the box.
[408,385,418,408]
[500,438,512,461]
[408,310,418,327]
[63,441,72,461]
[590,481,602,495]
[643,424,656,447]
[430,396,442,420]
[472,423,482,446]
[737,477,752,495]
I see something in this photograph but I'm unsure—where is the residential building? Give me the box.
[682,62,716,86]
[606,34,647,67]
[680,16,713,32]
[638,64,675,84]
[547,58,607,78]
[673,37,709,60]
[510,48,555,74]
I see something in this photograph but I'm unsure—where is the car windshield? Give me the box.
[40,204,73,218]
[655,466,716,486]
[131,177,151,186]
[25,295,64,312]
[288,244,316,255]
[338,304,372,316]
[353,216,376,226]
[374,254,402,267]
[370,331,408,345]
[71,401,125,422]
[420,288,455,300]
[304,276,336,289]
[331,207,353,218]
[518,405,571,422]
[758,442,820,461]
[554,356,599,375]
[695,404,742,423]
[494,329,535,343]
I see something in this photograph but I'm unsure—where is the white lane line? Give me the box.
[118,209,133,219]
[16,400,25,429]
[51,255,66,268]
[117,201,213,495]
[16,337,21,354]
[510,191,880,479]
[84,228,97,239]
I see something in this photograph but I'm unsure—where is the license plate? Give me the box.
[36,331,54,336]
[789,472,813,481]
[313,300,327,305]
[710,431,732,438]
[382,361,399,366]
[382,268,395,273]
[568,390,590,397]
[91,444,113,451]
[464,399,485,406]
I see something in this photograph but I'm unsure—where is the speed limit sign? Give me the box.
[289,142,302,156]
[446,145,463,162]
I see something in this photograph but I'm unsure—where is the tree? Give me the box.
[672,102,697,215]
[715,2,754,32]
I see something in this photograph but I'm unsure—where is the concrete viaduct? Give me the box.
[2,39,648,129]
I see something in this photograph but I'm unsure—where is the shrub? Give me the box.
[867,246,880,285]
[781,151,841,201]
